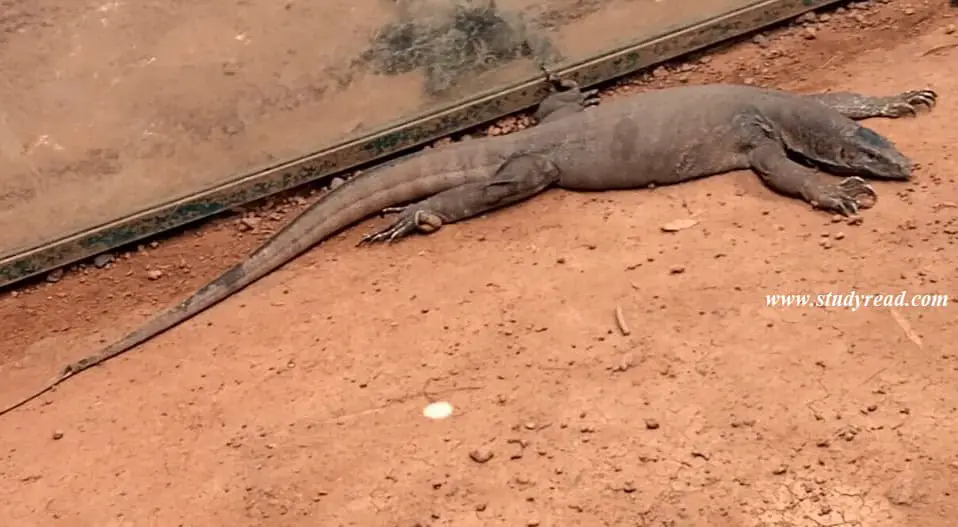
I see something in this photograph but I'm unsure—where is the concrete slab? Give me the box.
[0,0,827,285]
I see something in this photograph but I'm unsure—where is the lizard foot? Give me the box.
[357,208,444,245]
[879,89,937,117]
[808,176,877,216]
[567,88,600,110]
[539,65,600,108]
[540,64,578,91]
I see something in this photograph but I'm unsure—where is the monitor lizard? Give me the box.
[0,75,937,417]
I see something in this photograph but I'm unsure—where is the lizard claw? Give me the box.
[357,208,444,246]
[540,64,579,92]
[900,88,937,109]
[881,89,937,117]
[379,206,406,216]
[539,64,599,107]
[581,88,600,107]
[810,176,877,216]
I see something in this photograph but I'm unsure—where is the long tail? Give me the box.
[0,143,494,417]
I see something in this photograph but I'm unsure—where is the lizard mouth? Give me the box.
[817,161,910,180]
[789,151,911,181]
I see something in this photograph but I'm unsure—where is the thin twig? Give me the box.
[615,304,631,336]
[921,43,958,57]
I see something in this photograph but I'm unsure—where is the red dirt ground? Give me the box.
[2,1,958,525]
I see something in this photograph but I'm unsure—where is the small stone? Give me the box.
[328,176,346,190]
[645,418,660,430]
[669,265,685,274]
[903,7,915,15]
[614,353,634,372]
[469,448,494,463]
[838,427,857,441]
[93,254,114,268]
[523,421,538,430]
[772,464,788,475]
[238,216,260,231]
[803,27,817,40]
[146,269,164,281]
[946,24,956,35]
[52,430,64,440]
[45,269,64,283]
[833,232,845,240]
[622,481,637,493]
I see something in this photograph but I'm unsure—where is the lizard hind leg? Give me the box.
[357,153,560,245]
[806,89,937,120]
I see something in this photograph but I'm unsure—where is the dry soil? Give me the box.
[1,1,957,526]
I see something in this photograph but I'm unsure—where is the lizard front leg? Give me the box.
[533,66,600,124]
[358,153,560,245]
[748,143,877,216]
[805,89,937,120]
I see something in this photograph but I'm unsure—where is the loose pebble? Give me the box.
[469,448,494,463]
[660,218,699,232]
[93,254,114,268]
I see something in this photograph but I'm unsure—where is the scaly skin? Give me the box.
[0,79,936,417]
[360,83,937,242]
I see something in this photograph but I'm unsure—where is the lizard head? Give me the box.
[803,125,912,180]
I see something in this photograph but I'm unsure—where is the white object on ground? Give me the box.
[422,401,454,420]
